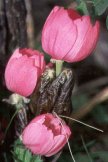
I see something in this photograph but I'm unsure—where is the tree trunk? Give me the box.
[0,0,27,66]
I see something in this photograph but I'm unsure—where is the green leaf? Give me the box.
[57,153,73,162]
[72,94,89,111]
[58,151,108,162]
[32,155,43,162]
[77,0,89,15]
[75,151,108,162]
[93,0,108,15]
[92,151,108,162]
[13,139,43,162]
[106,16,108,30]
[58,153,90,162]
[13,140,25,161]
[75,153,91,162]
[91,105,108,124]
[23,150,31,162]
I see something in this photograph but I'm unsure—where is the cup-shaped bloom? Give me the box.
[42,6,100,62]
[5,48,45,97]
[22,113,71,157]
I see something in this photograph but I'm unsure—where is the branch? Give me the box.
[71,87,108,120]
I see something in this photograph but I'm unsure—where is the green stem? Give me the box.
[1,94,26,144]
[2,108,20,144]
[81,135,93,162]
[56,60,64,76]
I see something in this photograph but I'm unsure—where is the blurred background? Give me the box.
[0,0,108,162]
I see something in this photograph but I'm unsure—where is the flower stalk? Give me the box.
[56,60,64,76]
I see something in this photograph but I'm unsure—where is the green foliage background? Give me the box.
[1,0,108,162]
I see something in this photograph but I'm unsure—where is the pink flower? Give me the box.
[22,113,71,157]
[5,48,45,97]
[42,6,100,62]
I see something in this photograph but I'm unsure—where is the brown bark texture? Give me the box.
[0,0,27,66]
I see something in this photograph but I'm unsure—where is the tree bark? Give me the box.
[0,0,27,66]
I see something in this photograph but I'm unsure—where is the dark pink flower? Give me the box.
[5,48,45,97]
[22,113,71,157]
[42,6,100,62]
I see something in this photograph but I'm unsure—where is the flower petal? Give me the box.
[5,48,45,96]
[5,56,38,96]
[42,7,77,59]
[65,20,99,62]
[63,16,91,62]
[22,122,54,155]
[45,135,67,157]
[22,113,71,157]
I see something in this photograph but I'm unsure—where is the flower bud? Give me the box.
[42,6,100,62]
[5,48,45,96]
[22,113,71,157]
